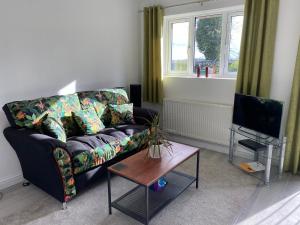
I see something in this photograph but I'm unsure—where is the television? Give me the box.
[232,93,283,138]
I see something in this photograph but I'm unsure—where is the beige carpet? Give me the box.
[0,149,258,225]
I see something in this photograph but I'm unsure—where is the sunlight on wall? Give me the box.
[58,80,77,95]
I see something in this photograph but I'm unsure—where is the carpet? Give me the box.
[0,149,258,225]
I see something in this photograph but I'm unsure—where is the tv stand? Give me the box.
[229,126,287,184]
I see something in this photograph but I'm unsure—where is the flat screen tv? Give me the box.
[232,94,283,138]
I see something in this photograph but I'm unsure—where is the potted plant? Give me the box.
[146,115,173,158]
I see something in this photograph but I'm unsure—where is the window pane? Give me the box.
[171,22,189,72]
[228,15,243,73]
[194,16,222,76]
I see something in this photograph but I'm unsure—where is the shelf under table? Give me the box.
[111,171,195,224]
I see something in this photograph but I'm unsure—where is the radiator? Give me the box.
[163,98,233,146]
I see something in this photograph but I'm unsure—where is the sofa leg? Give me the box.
[62,202,67,210]
[22,181,30,187]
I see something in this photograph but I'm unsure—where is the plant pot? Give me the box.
[148,144,164,158]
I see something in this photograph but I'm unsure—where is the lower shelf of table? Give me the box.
[111,171,196,224]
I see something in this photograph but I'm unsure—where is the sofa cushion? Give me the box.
[109,103,135,126]
[45,93,82,137]
[100,89,129,105]
[42,115,67,142]
[4,97,47,128]
[77,89,129,125]
[73,108,105,135]
[67,132,126,175]
[68,125,149,175]
[3,93,82,138]
[114,124,149,137]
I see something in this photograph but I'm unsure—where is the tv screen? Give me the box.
[232,94,283,138]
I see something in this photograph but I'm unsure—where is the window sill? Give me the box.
[164,75,237,81]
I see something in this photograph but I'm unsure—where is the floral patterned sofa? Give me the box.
[2,89,157,205]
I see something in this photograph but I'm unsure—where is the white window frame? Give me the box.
[224,11,244,78]
[167,18,191,75]
[164,6,244,79]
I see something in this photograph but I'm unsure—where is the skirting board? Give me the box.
[0,174,23,191]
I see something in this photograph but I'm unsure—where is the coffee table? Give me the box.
[107,141,200,225]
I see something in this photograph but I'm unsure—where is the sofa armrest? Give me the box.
[3,127,76,202]
[4,127,67,152]
[133,107,159,126]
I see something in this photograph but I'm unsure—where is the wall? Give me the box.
[140,0,300,152]
[271,0,300,134]
[0,0,140,189]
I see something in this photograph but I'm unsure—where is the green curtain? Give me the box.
[236,0,279,97]
[284,40,300,174]
[143,6,163,104]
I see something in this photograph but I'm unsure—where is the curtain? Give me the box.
[143,6,163,104]
[236,0,279,97]
[284,40,300,174]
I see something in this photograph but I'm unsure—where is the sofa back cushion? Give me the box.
[45,93,82,137]
[73,107,105,135]
[3,97,47,128]
[109,103,135,126]
[77,89,129,125]
[3,93,81,137]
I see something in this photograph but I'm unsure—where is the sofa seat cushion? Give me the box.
[68,125,149,175]
[114,124,149,136]
[114,124,150,153]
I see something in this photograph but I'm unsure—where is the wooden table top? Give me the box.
[108,142,200,187]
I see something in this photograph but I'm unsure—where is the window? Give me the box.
[165,7,244,78]
[227,15,243,73]
[171,21,189,72]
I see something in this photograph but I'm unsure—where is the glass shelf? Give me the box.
[229,125,287,185]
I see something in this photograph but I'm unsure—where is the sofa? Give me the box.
[2,88,157,205]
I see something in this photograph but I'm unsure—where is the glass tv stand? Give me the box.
[228,125,287,184]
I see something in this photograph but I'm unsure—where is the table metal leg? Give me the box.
[196,151,200,189]
[279,137,287,177]
[229,128,235,163]
[145,186,149,225]
[107,170,112,215]
[265,144,273,184]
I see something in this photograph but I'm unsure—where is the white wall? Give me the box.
[271,0,300,134]
[0,0,140,189]
[140,0,300,151]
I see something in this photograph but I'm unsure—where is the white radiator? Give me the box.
[163,98,233,146]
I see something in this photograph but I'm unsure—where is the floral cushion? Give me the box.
[100,89,129,105]
[77,89,129,125]
[4,93,82,138]
[92,102,106,119]
[42,115,67,142]
[73,108,105,135]
[5,98,47,128]
[45,94,82,137]
[109,103,135,126]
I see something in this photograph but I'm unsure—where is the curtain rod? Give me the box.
[138,0,216,13]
